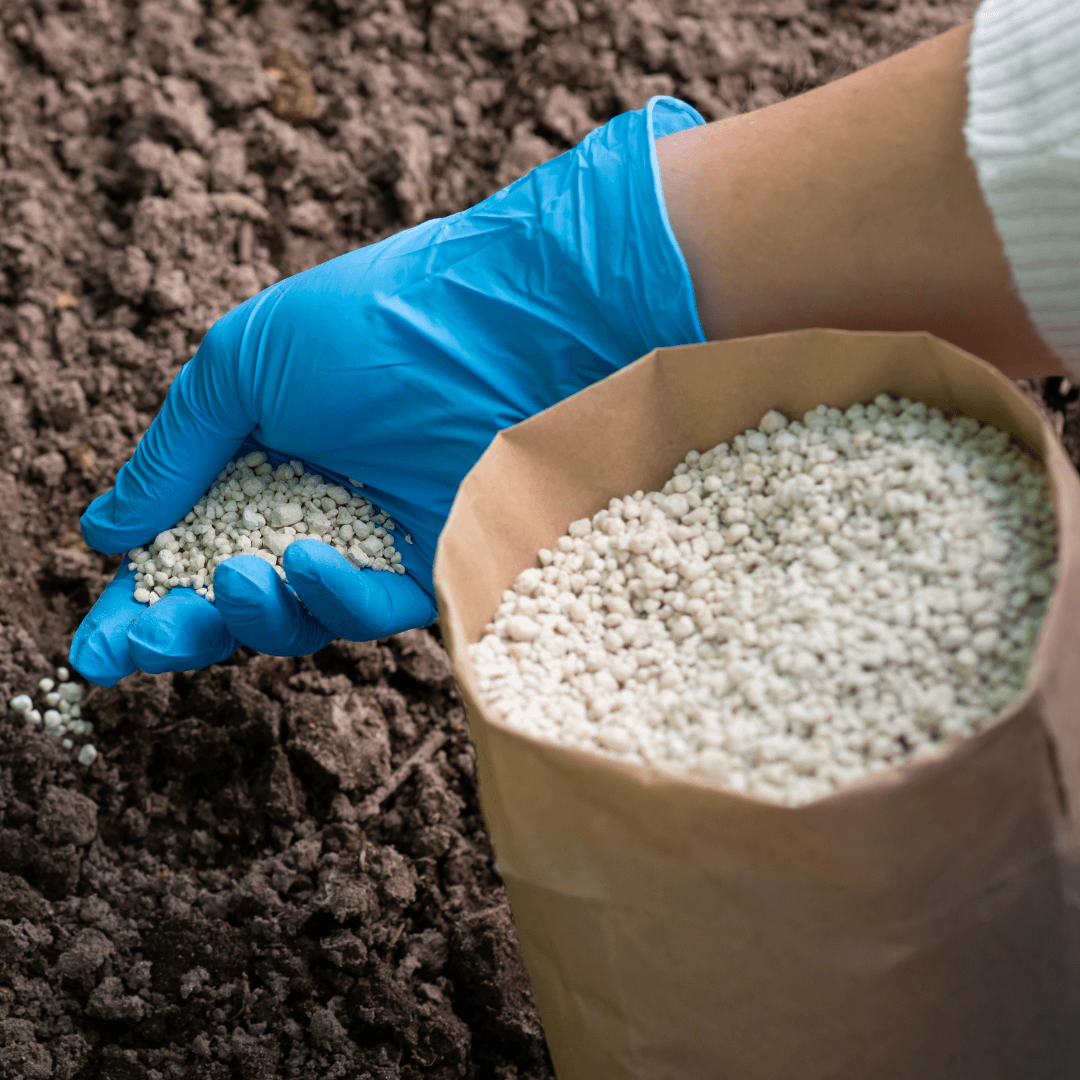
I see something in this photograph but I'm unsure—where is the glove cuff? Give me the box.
[475,93,708,388]
[643,95,709,346]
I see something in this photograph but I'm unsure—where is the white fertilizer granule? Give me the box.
[467,394,1059,806]
[9,669,95,764]
[126,451,404,605]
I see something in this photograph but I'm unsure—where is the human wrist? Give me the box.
[656,23,1068,378]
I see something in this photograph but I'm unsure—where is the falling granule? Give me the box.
[9,669,94,761]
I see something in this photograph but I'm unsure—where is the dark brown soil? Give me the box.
[4,0,1076,1077]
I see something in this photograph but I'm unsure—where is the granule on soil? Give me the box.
[469,395,1057,805]
[8,666,97,770]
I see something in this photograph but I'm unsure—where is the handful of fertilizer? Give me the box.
[127,452,406,605]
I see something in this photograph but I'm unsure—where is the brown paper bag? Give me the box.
[433,329,1080,1080]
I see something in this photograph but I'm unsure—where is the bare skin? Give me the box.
[656,22,1068,381]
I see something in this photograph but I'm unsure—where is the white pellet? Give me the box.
[468,395,1058,807]
[77,744,98,767]
[9,694,32,713]
[269,503,304,527]
[55,667,69,681]
[507,616,540,642]
[126,457,400,604]
[38,678,55,692]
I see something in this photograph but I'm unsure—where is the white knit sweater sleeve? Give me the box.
[963,0,1080,377]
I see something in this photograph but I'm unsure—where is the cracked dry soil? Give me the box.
[3,0,1078,1077]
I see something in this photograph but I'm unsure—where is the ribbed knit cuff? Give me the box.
[964,0,1080,377]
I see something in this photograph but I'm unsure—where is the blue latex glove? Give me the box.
[71,96,706,687]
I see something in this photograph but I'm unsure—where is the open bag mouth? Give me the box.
[435,328,1073,802]
[433,328,1080,1080]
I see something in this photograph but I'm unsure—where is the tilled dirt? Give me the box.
[3,0,1077,1077]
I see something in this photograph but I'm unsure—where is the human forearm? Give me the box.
[656,22,1068,380]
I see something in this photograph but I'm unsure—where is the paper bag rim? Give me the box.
[434,328,1071,813]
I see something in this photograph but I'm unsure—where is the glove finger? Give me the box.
[213,555,336,657]
[284,541,438,641]
[127,589,238,675]
[81,312,255,555]
[69,564,142,688]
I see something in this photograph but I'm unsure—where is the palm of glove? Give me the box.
[70,96,705,686]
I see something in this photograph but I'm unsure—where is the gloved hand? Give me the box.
[70,95,706,687]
